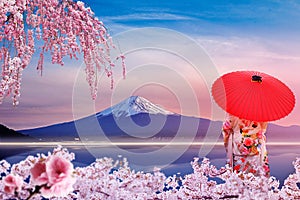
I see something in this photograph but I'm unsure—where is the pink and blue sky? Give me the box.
[1,0,300,130]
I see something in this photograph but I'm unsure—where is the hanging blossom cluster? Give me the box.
[0,0,125,105]
[0,146,299,199]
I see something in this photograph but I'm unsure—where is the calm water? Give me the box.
[1,143,299,187]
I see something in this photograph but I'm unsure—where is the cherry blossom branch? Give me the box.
[0,0,125,105]
[219,195,239,199]
[25,185,42,200]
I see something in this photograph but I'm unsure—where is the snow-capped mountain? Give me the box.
[21,96,186,140]
[96,96,174,117]
[20,95,300,142]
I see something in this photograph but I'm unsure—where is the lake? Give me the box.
[1,141,299,187]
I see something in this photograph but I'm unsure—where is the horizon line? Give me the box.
[0,141,300,147]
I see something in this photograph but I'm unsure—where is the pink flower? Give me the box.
[40,178,76,198]
[3,174,23,194]
[41,156,75,198]
[30,161,48,185]
[46,155,73,185]
[243,137,254,147]
[30,155,75,198]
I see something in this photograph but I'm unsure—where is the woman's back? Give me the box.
[222,115,270,176]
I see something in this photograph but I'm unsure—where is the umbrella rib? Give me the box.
[262,79,283,121]
[263,79,294,121]
[275,85,295,120]
[234,79,255,120]
[243,82,256,120]
[262,85,274,121]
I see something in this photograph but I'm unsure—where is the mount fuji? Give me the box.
[20,96,215,141]
[20,96,300,142]
[96,96,174,118]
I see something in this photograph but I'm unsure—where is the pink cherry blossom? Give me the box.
[46,155,74,185]
[40,177,76,198]
[3,174,23,194]
[30,155,76,198]
[1,146,300,199]
[39,155,75,198]
[0,0,124,105]
[29,153,76,198]
[30,161,48,185]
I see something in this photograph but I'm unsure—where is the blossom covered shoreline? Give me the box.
[0,146,299,199]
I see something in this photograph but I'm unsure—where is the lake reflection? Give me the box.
[1,142,299,187]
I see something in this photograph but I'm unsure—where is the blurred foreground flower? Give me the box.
[3,174,23,194]
[30,155,75,198]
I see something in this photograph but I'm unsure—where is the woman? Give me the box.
[222,114,270,176]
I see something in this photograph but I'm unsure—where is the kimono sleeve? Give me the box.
[222,118,233,148]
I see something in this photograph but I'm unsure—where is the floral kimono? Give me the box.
[222,114,270,176]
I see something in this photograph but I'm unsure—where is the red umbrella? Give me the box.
[212,71,295,122]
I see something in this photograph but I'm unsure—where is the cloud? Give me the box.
[196,35,300,72]
[106,13,194,22]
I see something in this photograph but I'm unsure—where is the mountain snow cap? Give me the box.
[96,96,174,117]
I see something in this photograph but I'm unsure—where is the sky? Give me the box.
[1,0,300,130]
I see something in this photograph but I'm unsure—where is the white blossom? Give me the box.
[0,147,299,199]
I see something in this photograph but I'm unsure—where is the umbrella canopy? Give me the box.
[212,71,295,122]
